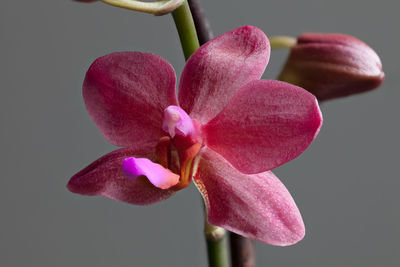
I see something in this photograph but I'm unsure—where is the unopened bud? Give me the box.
[278,33,384,101]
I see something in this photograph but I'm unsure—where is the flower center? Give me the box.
[162,105,195,138]
[122,106,203,191]
[161,105,203,190]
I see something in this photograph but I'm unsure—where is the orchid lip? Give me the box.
[122,157,179,190]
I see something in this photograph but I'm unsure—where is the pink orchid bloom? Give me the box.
[68,26,323,246]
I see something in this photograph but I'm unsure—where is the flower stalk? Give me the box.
[188,0,214,44]
[172,0,200,60]
[205,218,229,267]
[230,233,255,267]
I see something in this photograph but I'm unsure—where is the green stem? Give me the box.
[205,219,229,267]
[206,236,229,267]
[171,0,200,60]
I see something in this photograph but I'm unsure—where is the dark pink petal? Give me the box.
[178,26,270,124]
[204,80,322,174]
[83,52,178,148]
[194,148,305,246]
[67,147,175,205]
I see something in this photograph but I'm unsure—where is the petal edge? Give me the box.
[179,26,270,124]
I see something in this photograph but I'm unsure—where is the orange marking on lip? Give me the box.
[172,142,202,191]
[155,136,172,168]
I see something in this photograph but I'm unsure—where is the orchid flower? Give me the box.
[67,26,323,246]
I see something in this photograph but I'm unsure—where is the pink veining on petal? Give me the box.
[162,105,195,138]
[193,148,305,246]
[67,147,175,205]
[204,80,322,174]
[178,25,270,124]
[123,157,179,190]
[298,33,383,77]
[83,52,178,148]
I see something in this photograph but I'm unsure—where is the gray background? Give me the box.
[1,0,399,266]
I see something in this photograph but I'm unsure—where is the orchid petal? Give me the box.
[67,147,175,205]
[83,52,177,148]
[123,157,179,189]
[193,148,305,246]
[204,80,322,174]
[178,26,270,124]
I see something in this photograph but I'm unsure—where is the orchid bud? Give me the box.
[278,33,384,101]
